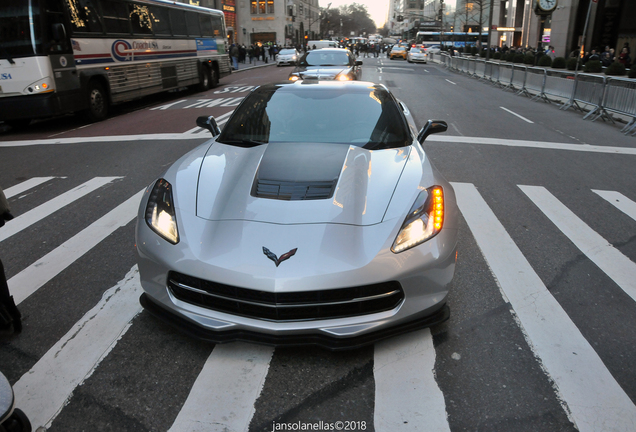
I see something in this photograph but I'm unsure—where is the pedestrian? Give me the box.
[618,47,631,68]
[230,43,239,70]
[0,186,21,340]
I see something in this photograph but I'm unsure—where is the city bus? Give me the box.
[415,31,488,49]
[0,0,231,127]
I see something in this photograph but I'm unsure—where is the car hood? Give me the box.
[292,65,351,79]
[195,142,410,226]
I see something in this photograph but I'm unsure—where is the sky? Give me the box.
[319,0,456,29]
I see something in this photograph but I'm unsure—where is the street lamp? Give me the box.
[308,2,331,41]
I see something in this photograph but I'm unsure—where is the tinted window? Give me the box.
[64,0,103,33]
[186,12,200,36]
[219,86,411,149]
[169,9,187,36]
[300,50,350,66]
[199,15,213,37]
[129,4,153,35]
[149,6,170,35]
[100,0,129,34]
[211,15,223,36]
[1,0,42,57]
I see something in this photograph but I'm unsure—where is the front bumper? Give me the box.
[141,293,449,351]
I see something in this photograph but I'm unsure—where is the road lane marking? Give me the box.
[520,185,636,303]
[0,177,122,243]
[592,190,636,222]
[500,106,534,123]
[4,134,636,157]
[9,189,144,305]
[445,79,456,85]
[374,329,450,432]
[4,177,57,199]
[150,99,188,110]
[453,182,636,432]
[13,266,143,430]
[169,343,273,432]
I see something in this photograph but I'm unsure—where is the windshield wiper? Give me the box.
[0,45,16,65]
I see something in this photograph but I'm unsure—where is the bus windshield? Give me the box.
[0,0,44,59]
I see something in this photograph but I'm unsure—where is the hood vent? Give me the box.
[254,179,336,201]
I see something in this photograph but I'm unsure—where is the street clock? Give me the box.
[535,0,557,14]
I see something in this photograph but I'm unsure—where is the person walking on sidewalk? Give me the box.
[0,186,21,339]
[230,43,239,70]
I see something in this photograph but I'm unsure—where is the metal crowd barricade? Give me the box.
[487,62,500,85]
[524,67,547,101]
[511,65,528,94]
[561,73,607,120]
[483,61,493,82]
[601,77,636,134]
[474,59,486,79]
[496,63,514,90]
[543,69,577,106]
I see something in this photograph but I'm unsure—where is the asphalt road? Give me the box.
[1,57,635,432]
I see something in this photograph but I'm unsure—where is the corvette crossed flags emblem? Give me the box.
[263,247,298,267]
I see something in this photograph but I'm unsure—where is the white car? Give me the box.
[276,49,299,66]
[426,45,442,54]
[407,47,428,63]
[136,81,458,350]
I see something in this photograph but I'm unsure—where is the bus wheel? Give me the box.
[197,67,211,92]
[85,81,108,122]
[209,67,218,89]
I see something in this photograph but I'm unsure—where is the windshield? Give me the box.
[299,50,350,67]
[410,48,423,53]
[218,85,412,149]
[279,49,296,55]
[0,0,43,59]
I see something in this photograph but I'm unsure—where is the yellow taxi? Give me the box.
[389,46,408,60]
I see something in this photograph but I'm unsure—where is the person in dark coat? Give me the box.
[0,186,21,339]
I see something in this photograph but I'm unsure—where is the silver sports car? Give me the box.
[136,81,458,350]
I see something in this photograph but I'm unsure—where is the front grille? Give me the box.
[167,271,404,322]
[253,179,336,201]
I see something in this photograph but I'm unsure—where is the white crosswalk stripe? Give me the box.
[2,177,636,430]
[9,189,144,305]
[0,177,121,243]
[453,182,636,432]
[13,266,143,430]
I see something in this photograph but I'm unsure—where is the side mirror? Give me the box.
[417,120,448,143]
[356,60,363,66]
[51,23,66,42]
[196,116,221,137]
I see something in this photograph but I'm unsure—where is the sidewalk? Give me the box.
[231,57,276,73]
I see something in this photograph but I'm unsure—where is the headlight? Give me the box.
[289,75,300,81]
[391,186,444,253]
[145,179,179,244]
[24,78,54,94]
[336,73,351,81]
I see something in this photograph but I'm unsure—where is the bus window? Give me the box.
[149,6,170,36]
[186,12,200,37]
[129,4,154,35]
[169,9,187,36]
[199,15,213,37]
[100,0,130,34]
[63,0,103,33]
[211,15,222,36]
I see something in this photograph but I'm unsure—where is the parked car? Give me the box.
[288,48,362,81]
[136,80,458,350]
[276,49,300,67]
[426,45,442,54]
[407,47,428,63]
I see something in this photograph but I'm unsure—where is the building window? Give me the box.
[251,0,257,13]
[267,0,274,13]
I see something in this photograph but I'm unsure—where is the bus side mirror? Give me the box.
[196,116,221,137]
[52,23,66,42]
[417,120,448,143]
